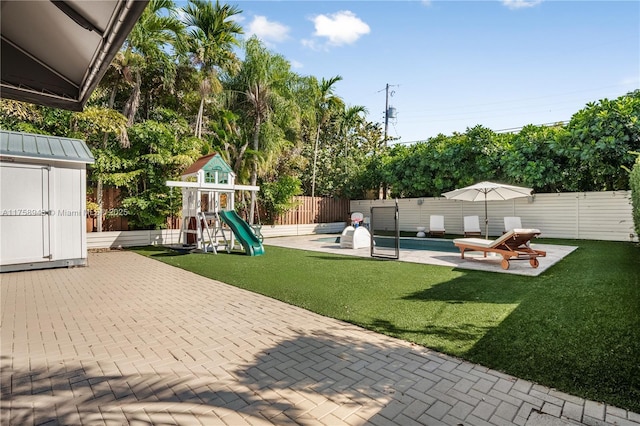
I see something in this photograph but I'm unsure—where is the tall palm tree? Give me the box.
[122,0,183,126]
[180,0,243,138]
[225,37,299,223]
[339,105,367,158]
[311,75,343,200]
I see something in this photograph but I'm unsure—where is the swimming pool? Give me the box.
[316,235,459,253]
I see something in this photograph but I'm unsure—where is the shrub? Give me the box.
[259,175,302,224]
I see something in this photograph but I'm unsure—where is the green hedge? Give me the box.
[367,90,640,198]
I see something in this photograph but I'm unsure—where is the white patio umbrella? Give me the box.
[442,181,533,239]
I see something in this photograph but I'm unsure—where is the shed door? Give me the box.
[0,162,51,265]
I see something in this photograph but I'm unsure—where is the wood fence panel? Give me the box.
[271,196,350,225]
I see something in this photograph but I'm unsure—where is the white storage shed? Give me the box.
[0,130,95,272]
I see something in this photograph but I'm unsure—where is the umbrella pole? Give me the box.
[484,194,489,239]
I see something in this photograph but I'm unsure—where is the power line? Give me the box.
[388,120,572,146]
[493,120,570,134]
[400,83,632,115]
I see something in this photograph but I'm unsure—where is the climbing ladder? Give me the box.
[197,211,231,253]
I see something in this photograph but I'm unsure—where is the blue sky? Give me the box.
[228,1,639,143]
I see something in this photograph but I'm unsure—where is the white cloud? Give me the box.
[309,11,370,47]
[502,0,543,10]
[300,38,321,51]
[421,0,432,6]
[246,15,289,43]
[290,59,304,69]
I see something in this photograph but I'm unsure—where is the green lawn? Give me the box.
[134,238,640,412]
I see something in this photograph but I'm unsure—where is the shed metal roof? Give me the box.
[0,130,95,164]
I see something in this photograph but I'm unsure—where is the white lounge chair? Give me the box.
[504,216,522,232]
[453,228,546,270]
[463,215,482,237]
[429,215,445,237]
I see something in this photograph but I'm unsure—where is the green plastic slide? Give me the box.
[219,210,265,256]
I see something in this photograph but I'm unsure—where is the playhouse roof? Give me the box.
[182,153,233,176]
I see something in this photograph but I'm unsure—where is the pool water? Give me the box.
[316,235,459,253]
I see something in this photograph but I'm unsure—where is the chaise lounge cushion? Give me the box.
[453,237,493,248]
[453,228,540,249]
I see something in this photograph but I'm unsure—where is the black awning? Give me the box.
[0,0,148,111]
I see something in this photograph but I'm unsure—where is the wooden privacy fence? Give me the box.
[87,188,350,231]
[268,196,350,225]
[87,187,128,232]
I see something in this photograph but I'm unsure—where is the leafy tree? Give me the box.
[71,106,129,231]
[349,152,386,199]
[501,124,567,192]
[384,126,503,198]
[112,0,183,127]
[324,105,368,196]
[463,125,503,181]
[384,142,437,197]
[0,100,46,133]
[116,113,206,229]
[343,122,387,199]
[558,90,640,191]
[310,75,344,199]
[224,37,299,223]
[259,175,302,224]
[378,91,639,197]
[337,105,367,160]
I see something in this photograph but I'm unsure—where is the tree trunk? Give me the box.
[123,71,141,127]
[108,83,118,109]
[96,178,104,233]
[310,125,321,222]
[248,116,261,225]
[233,141,249,175]
[195,97,204,138]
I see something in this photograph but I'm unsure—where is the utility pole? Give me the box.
[383,83,397,147]
[384,83,390,147]
[381,83,397,199]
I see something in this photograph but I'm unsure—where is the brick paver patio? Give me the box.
[2,251,638,425]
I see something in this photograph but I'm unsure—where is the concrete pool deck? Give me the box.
[264,235,578,276]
